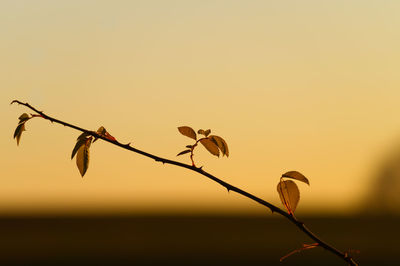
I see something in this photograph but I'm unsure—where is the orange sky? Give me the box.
[1,0,400,215]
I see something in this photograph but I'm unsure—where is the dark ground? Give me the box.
[0,214,397,265]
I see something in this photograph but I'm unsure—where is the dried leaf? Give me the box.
[277,180,300,214]
[178,126,197,140]
[200,138,220,157]
[282,171,310,185]
[204,129,211,137]
[177,149,191,156]
[71,138,87,159]
[198,129,205,135]
[13,123,25,146]
[210,135,229,157]
[76,138,91,177]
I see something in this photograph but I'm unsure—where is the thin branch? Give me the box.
[11,100,358,266]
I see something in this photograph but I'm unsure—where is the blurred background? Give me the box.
[1,0,400,265]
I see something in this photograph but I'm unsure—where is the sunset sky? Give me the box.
[1,0,400,215]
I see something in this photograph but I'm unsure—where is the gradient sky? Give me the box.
[1,0,400,215]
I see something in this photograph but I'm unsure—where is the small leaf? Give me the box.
[204,129,211,137]
[186,145,193,148]
[18,113,30,124]
[97,126,106,135]
[71,138,87,159]
[177,149,191,156]
[76,138,91,177]
[282,171,310,185]
[178,126,197,140]
[210,135,229,157]
[198,129,205,135]
[13,123,25,146]
[94,126,105,143]
[200,138,220,157]
[77,132,90,141]
[277,180,300,215]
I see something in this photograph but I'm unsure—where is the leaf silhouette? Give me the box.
[18,113,30,124]
[282,171,310,185]
[94,126,116,142]
[200,138,220,157]
[204,129,211,137]
[77,132,90,141]
[198,129,205,135]
[97,126,106,135]
[210,135,229,157]
[178,126,197,140]
[76,138,91,177]
[13,123,25,146]
[177,149,191,156]
[71,138,87,159]
[277,180,300,215]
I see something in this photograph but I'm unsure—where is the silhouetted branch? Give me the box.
[11,100,358,266]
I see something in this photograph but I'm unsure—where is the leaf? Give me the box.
[71,138,87,159]
[13,123,25,146]
[18,113,30,124]
[200,138,220,157]
[277,180,300,215]
[77,132,90,141]
[94,126,117,142]
[178,126,197,140]
[186,145,193,148]
[282,171,310,185]
[97,126,106,135]
[76,138,91,177]
[177,149,191,156]
[210,135,229,157]
[198,129,205,135]
[204,129,211,137]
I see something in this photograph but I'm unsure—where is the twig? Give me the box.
[11,100,358,265]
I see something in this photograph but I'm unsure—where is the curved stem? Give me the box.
[11,100,358,265]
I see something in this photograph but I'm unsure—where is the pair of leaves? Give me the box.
[71,132,92,177]
[14,113,31,145]
[198,129,211,137]
[71,126,115,177]
[177,126,229,158]
[277,171,309,215]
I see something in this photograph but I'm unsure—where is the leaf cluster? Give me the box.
[177,126,229,164]
[70,126,116,177]
[13,113,31,145]
[277,171,309,215]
